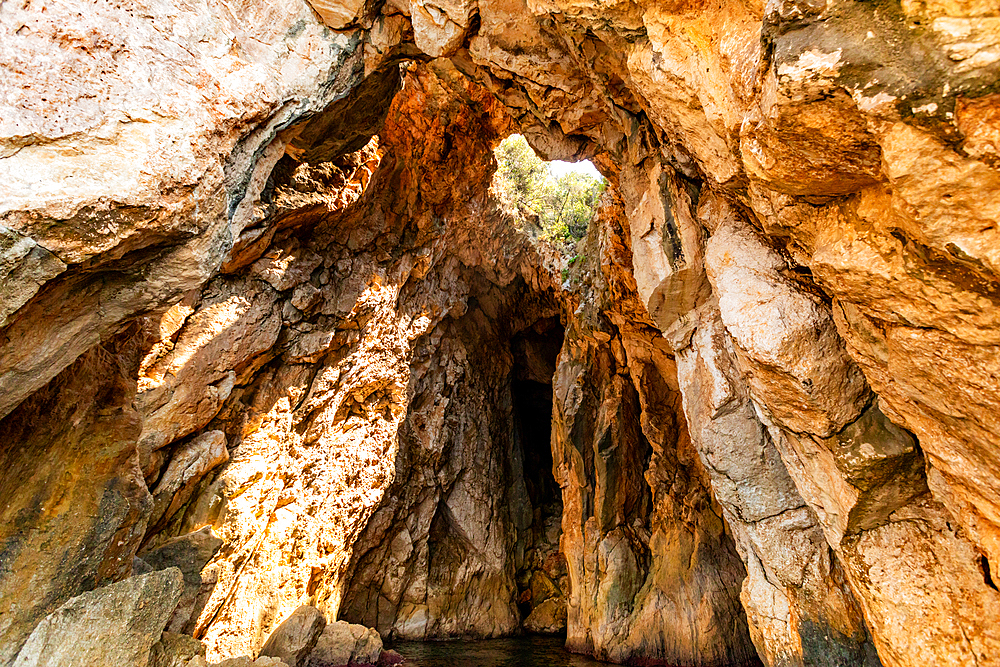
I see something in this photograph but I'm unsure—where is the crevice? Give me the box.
[979,555,998,592]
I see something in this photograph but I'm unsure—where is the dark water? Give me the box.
[391,636,617,666]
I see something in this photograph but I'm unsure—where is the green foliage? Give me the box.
[493,135,605,243]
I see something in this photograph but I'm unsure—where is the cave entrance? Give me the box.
[508,317,568,635]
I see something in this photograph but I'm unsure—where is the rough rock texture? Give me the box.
[141,527,226,634]
[550,192,759,666]
[259,606,328,667]
[215,658,288,667]
[0,328,149,664]
[0,0,369,422]
[12,568,183,667]
[149,632,209,667]
[130,61,565,660]
[305,622,383,667]
[4,0,1000,666]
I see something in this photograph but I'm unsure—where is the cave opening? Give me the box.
[508,317,568,635]
[493,134,605,246]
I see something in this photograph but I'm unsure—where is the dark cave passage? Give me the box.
[508,318,568,635]
[336,277,571,642]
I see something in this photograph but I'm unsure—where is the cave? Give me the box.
[3,2,1000,667]
[509,320,567,634]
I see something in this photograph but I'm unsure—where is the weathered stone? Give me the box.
[214,658,288,667]
[141,527,225,633]
[147,432,230,534]
[705,215,871,439]
[149,632,208,667]
[12,568,183,667]
[0,0,369,422]
[305,622,383,667]
[700,199,1000,666]
[522,598,567,635]
[0,226,66,327]
[550,194,760,666]
[137,279,283,460]
[5,1,1000,667]
[673,305,880,667]
[259,606,328,667]
[0,330,149,664]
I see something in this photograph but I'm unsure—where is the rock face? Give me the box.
[12,569,183,667]
[149,633,209,667]
[140,527,225,634]
[551,192,759,666]
[3,0,1000,666]
[0,328,149,665]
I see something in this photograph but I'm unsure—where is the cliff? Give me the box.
[2,0,1000,665]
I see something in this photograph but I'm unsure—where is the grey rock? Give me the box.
[213,658,287,667]
[12,568,183,667]
[0,226,66,328]
[149,632,208,667]
[133,557,155,576]
[140,526,224,633]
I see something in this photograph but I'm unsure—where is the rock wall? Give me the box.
[551,190,759,666]
[129,61,568,660]
[3,0,1000,666]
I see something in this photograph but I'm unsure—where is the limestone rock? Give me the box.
[840,497,1000,667]
[0,226,66,328]
[149,64,558,660]
[0,330,149,664]
[522,599,567,635]
[305,622,383,667]
[0,0,368,423]
[214,658,288,667]
[259,606,328,667]
[146,432,230,534]
[673,305,879,666]
[705,215,870,438]
[550,194,760,666]
[12,568,183,667]
[6,1,1000,666]
[140,527,225,634]
[149,633,208,667]
[137,278,283,459]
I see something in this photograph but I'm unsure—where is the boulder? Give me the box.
[376,651,404,667]
[523,598,567,635]
[259,606,328,667]
[149,632,208,667]
[214,658,287,667]
[12,568,183,667]
[211,655,288,667]
[140,527,224,633]
[305,622,383,667]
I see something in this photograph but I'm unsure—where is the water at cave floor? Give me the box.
[391,636,616,666]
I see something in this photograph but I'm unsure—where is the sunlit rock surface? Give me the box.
[3,0,1000,665]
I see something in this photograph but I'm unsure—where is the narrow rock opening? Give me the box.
[509,319,568,635]
[493,134,605,247]
[980,555,998,592]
